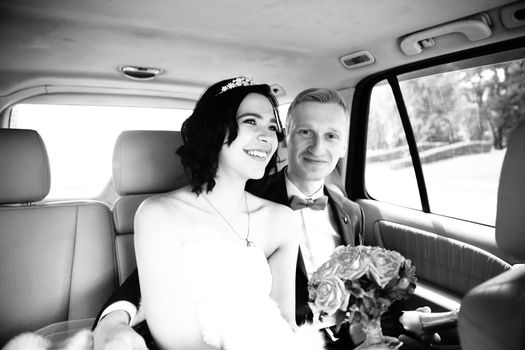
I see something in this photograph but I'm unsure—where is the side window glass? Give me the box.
[277,103,291,169]
[365,54,525,226]
[398,59,525,225]
[365,80,421,210]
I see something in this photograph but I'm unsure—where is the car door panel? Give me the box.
[359,199,511,311]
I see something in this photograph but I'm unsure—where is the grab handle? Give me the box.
[400,14,492,56]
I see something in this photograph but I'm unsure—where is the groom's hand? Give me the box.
[399,306,441,344]
[93,310,148,350]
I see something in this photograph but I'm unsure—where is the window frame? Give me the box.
[348,36,525,222]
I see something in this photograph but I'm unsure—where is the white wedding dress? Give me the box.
[180,239,324,350]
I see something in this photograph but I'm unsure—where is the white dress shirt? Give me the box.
[284,174,341,279]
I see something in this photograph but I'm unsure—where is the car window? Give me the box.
[10,104,191,201]
[366,80,421,210]
[365,50,525,226]
[277,103,290,123]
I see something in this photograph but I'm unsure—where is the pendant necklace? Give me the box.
[202,192,255,247]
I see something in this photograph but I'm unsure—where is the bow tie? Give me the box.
[289,195,328,211]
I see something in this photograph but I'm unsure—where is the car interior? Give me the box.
[1,1,524,349]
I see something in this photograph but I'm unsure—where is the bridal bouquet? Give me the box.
[308,245,416,337]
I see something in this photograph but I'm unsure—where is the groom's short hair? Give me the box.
[286,88,348,131]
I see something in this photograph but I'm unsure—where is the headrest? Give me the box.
[496,121,525,260]
[112,130,188,195]
[0,129,50,204]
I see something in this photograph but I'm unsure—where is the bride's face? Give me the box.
[217,93,279,180]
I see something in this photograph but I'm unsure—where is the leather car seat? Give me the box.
[0,129,116,346]
[111,130,188,283]
[458,121,525,350]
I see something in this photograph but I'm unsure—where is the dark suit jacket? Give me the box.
[246,168,363,324]
[93,168,363,327]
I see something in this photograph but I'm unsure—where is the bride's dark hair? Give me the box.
[176,77,284,194]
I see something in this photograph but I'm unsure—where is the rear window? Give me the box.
[10,104,191,201]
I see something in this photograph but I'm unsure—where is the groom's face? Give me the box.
[285,102,348,183]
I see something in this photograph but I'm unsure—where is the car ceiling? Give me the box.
[0,0,522,108]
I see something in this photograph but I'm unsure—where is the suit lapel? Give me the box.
[325,185,361,246]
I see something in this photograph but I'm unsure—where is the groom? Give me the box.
[93,88,434,350]
[247,88,362,330]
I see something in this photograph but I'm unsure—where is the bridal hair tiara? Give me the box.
[219,76,255,94]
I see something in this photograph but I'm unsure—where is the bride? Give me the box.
[135,77,324,350]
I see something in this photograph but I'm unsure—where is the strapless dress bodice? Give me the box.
[181,239,272,303]
[177,238,323,350]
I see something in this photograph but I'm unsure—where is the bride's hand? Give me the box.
[93,310,148,350]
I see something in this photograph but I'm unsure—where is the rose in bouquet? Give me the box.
[308,245,416,348]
